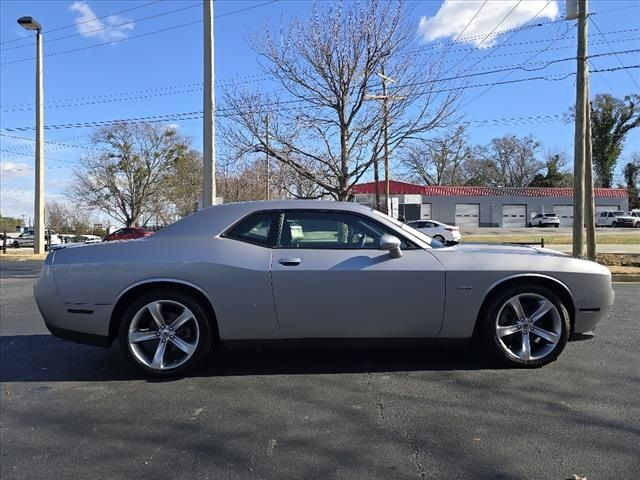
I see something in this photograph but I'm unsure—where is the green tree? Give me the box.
[623,153,640,210]
[529,151,573,187]
[590,94,640,188]
[0,216,23,232]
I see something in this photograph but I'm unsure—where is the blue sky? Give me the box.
[1,0,639,220]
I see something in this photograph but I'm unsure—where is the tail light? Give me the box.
[445,227,459,232]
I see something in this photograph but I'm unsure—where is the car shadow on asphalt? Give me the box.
[0,334,507,383]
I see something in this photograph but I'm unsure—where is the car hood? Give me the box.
[429,242,608,276]
[435,242,566,256]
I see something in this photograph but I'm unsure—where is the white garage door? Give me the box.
[455,203,480,227]
[421,203,432,219]
[502,205,527,228]
[553,205,574,227]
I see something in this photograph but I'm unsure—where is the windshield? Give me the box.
[369,209,444,248]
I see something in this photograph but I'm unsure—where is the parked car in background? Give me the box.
[12,230,62,248]
[103,227,154,242]
[596,211,637,228]
[35,200,614,377]
[405,219,461,244]
[528,213,560,228]
[628,211,640,227]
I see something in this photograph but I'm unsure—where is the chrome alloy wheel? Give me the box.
[495,293,562,362]
[128,300,200,371]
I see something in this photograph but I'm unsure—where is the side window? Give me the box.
[279,211,413,250]
[225,212,275,247]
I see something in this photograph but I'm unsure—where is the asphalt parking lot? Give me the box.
[1,260,638,480]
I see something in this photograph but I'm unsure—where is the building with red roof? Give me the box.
[352,180,628,227]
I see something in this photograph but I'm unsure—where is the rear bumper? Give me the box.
[45,324,111,347]
[34,264,114,347]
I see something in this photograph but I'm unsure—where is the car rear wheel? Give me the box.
[118,290,213,377]
[433,234,445,243]
[612,221,618,228]
[479,285,569,367]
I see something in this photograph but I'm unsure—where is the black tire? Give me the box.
[477,285,570,368]
[12,241,19,248]
[433,234,446,243]
[612,221,618,228]
[118,289,213,377]
[554,224,559,228]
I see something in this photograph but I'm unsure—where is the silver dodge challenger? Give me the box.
[35,200,614,376]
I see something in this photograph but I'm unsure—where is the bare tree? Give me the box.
[67,123,190,227]
[222,0,459,200]
[470,135,544,187]
[401,126,469,185]
[45,200,70,233]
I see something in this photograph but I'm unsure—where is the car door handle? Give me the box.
[278,257,301,266]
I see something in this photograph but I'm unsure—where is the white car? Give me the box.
[596,211,637,228]
[406,220,461,244]
[628,211,640,227]
[528,213,560,228]
[12,230,62,248]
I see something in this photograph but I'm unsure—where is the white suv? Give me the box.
[596,211,638,228]
[528,213,560,228]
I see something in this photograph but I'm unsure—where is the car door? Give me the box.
[270,210,446,339]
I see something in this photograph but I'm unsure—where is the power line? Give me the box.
[2,64,638,134]
[461,20,579,108]
[0,2,201,52]
[462,1,557,74]
[589,16,640,91]
[445,0,524,74]
[0,133,109,152]
[0,1,279,66]
[0,148,80,165]
[0,0,164,45]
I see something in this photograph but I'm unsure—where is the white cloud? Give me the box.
[418,0,560,48]
[70,1,134,41]
[1,161,32,178]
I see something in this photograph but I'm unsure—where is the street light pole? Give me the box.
[203,0,216,208]
[17,16,45,254]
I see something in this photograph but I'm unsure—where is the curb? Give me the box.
[612,274,640,282]
[1,255,47,262]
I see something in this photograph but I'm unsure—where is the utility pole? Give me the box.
[366,67,401,215]
[17,16,44,254]
[203,0,216,208]
[585,80,596,261]
[381,65,391,215]
[265,113,270,200]
[570,0,588,258]
[373,154,381,211]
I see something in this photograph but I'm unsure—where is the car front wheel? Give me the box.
[118,290,213,377]
[479,285,569,368]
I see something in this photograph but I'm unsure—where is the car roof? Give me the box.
[153,200,378,238]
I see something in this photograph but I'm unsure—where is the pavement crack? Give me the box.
[414,445,426,479]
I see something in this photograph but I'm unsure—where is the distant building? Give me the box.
[352,180,628,227]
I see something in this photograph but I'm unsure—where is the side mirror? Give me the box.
[379,234,402,258]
